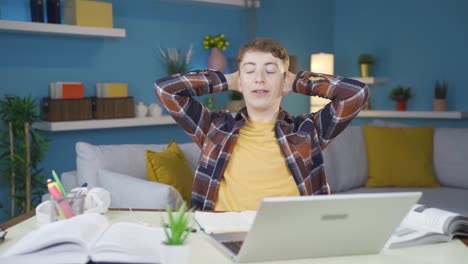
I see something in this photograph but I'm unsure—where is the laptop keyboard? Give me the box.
[221,240,244,255]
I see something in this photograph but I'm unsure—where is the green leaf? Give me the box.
[161,202,192,245]
[0,94,49,219]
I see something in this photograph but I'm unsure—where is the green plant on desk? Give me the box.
[0,95,49,219]
[161,203,194,245]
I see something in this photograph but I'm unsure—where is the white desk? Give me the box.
[1,210,467,264]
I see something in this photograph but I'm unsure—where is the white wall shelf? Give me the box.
[188,0,260,7]
[358,110,468,119]
[0,20,126,38]
[350,77,386,86]
[32,116,176,132]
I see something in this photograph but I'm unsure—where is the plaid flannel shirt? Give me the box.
[155,69,369,210]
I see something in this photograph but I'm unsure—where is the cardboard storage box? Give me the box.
[42,97,93,121]
[64,0,113,28]
[92,97,135,119]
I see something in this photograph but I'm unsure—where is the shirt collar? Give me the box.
[234,106,294,124]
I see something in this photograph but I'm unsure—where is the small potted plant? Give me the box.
[204,96,219,111]
[225,91,245,112]
[160,203,193,264]
[358,53,375,77]
[159,45,193,75]
[389,85,412,111]
[433,80,448,112]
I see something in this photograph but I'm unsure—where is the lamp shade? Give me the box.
[310,53,334,75]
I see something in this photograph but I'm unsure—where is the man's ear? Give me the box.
[282,70,288,84]
[237,74,243,93]
[282,73,291,96]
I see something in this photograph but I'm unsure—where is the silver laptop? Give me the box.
[206,192,421,263]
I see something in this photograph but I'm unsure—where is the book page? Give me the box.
[194,211,256,234]
[401,204,459,234]
[2,213,108,258]
[0,246,90,264]
[448,219,468,236]
[90,222,165,263]
[386,204,466,249]
[386,227,450,249]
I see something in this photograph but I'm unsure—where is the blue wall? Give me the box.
[0,0,249,222]
[1,0,467,222]
[257,0,334,115]
[333,0,468,126]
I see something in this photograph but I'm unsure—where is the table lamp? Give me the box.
[310,53,334,112]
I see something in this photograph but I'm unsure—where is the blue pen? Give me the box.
[70,182,88,206]
[74,182,88,198]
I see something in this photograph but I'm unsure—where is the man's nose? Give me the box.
[255,71,265,83]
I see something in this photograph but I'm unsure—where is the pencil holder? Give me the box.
[49,195,85,222]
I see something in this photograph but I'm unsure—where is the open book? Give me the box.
[1,213,165,264]
[387,204,468,249]
[194,211,257,234]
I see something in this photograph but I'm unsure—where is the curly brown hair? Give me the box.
[237,38,289,72]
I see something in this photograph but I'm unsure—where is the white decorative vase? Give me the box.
[148,103,163,117]
[135,102,148,118]
[160,243,190,264]
[208,47,227,73]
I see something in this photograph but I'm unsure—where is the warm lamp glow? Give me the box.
[310,53,334,74]
[310,53,334,113]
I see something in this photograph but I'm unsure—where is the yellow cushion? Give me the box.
[146,140,194,205]
[363,125,439,187]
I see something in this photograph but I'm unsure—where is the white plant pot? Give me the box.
[160,242,190,264]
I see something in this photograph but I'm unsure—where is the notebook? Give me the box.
[204,192,421,263]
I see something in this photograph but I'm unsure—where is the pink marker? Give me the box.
[47,179,75,218]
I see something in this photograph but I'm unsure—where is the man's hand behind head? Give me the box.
[226,71,241,92]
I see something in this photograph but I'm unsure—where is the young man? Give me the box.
[155,38,369,211]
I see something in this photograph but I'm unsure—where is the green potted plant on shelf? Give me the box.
[358,53,375,78]
[0,95,49,220]
[160,203,194,264]
[225,90,245,113]
[204,96,219,111]
[159,45,193,75]
[433,80,448,112]
[389,85,412,111]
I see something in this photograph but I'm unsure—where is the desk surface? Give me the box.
[1,209,468,264]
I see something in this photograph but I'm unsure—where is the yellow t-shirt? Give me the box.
[214,118,300,211]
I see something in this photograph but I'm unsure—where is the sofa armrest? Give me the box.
[61,171,79,192]
[97,169,183,209]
